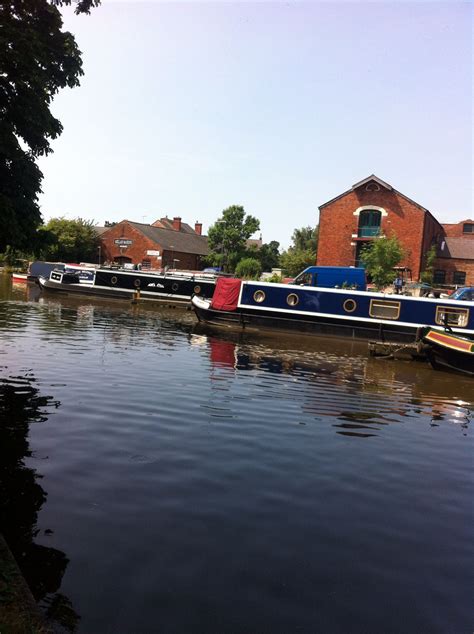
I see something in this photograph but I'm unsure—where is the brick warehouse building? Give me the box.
[98,217,209,270]
[317,175,474,285]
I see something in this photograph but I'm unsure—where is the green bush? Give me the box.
[235,257,262,280]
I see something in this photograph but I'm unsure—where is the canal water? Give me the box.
[1,275,473,633]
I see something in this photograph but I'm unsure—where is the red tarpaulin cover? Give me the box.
[210,278,242,311]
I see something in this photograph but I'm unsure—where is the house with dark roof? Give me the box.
[98,217,208,270]
[317,175,473,285]
[435,220,474,286]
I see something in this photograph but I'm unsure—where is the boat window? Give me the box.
[343,299,357,313]
[194,285,201,294]
[287,293,299,306]
[369,299,400,320]
[435,306,469,328]
[111,276,118,285]
[253,290,266,303]
[134,279,141,287]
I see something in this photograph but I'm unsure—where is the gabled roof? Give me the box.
[129,221,209,256]
[153,217,196,233]
[319,173,430,214]
[94,226,110,236]
[352,174,393,191]
[437,237,474,260]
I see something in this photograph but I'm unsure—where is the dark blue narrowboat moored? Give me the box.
[192,277,474,343]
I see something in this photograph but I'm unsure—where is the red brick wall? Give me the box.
[99,221,202,270]
[442,220,474,238]
[434,258,474,286]
[317,187,443,280]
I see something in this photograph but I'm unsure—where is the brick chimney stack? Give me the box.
[194,221,202,235]
[172,216,182,231]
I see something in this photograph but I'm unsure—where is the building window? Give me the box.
[433,270,446,284]
[141,259,151,270]
[453,271,466,286]
[462,223,474,233]
[358,210,381,238]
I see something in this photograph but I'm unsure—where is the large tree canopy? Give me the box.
[0,0,99,252]
[207,205,260,272]
[39,217,100,262]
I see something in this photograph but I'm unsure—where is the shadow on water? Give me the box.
[0,371,80,631]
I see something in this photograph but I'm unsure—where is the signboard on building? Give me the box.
[147,250,160,256]
[114,239,133,246]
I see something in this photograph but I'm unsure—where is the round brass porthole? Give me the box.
[287,293,299,306]
[343,299,357,313]
[134,279,141,288]
[111,276,118,285]
[172,282,179,292]
[194,285,201,294]
[253,290,266,303]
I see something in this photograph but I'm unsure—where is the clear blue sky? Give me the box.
[38,1,473,248]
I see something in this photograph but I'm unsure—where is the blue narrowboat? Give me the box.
[192,274,474,343]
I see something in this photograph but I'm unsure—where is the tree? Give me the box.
[207,205,260,273]
[359,235,404,289]
[235,257,262,280]
[420,244,437,284]
[291,226,319,254]
[279,225,318,277]
[0,0,99,252]
[39,217,100,262]
[280,249,315,277]
[247,240,280,272]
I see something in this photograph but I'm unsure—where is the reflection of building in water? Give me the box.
[0,373,80,630]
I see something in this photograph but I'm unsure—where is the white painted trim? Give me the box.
[235,301,474,335]
[353,205,388,217]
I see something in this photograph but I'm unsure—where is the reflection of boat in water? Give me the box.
[422,328,474,377]
[11,272,28,283]
[192,276,474,343]
[38,267,218,304]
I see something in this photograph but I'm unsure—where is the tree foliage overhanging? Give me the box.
[0,0,99,252]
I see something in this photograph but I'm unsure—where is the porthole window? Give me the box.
[194,285,201,294]
[343,299,357,313]
[172,282,179,292]
[134,279,141,288]
[287,293,299,306]
[253,290,266,303]
[111,276,118,285]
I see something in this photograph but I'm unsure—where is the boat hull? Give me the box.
[38,277,191,304]
[422,328,474,376]
[192,297,423,343]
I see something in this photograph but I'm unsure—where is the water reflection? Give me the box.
[201,334,472,438]
[0,372,80,631]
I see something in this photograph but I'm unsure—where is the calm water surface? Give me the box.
[1,275,473,633]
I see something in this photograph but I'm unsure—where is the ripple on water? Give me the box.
[0,291,473,634]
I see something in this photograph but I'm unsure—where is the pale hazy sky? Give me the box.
[38,1,473,248]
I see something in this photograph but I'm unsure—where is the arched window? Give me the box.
[358,210,381,237]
